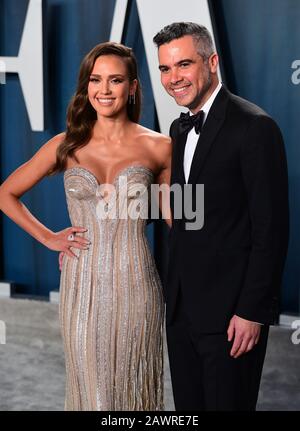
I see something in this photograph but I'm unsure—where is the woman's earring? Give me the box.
[129,93,136,105]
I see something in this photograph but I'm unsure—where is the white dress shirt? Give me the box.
[183,82,222,183]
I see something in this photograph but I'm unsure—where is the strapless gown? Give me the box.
[59,165,164,411]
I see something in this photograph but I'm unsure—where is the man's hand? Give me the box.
[227,315,261,358]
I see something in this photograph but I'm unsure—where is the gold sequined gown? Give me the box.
[59,165,164,411]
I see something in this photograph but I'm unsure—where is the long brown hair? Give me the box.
[48,42,142,175]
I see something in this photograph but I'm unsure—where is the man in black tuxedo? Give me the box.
[153,22,289,410]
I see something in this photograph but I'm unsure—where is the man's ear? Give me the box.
[209,53,219,74]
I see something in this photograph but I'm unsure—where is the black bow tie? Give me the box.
[179,110,204,135]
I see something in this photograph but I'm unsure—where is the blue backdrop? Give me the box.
[0,0,299,315]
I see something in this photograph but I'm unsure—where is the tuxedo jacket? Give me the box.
[166,86,289,333]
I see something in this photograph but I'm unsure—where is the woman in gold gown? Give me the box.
[0,42,171,410]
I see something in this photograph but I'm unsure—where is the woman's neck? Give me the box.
[93,113,133,141]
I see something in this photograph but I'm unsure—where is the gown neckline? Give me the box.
[64,164,155,187]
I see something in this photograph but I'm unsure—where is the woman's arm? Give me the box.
[155,136,172,228]
[0,133,90,257]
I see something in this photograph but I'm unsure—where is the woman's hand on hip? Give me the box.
[44,226,90,258]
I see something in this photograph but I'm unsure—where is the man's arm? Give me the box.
[227,115,289,358]
[236,115,289,323]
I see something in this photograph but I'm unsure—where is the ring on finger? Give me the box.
[67,233,75,241]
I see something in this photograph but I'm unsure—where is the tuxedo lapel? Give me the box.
[187,86,229,184]
[171,129,188,185]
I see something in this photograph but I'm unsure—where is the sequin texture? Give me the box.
[59,165,164,411]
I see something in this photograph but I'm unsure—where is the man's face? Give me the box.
[158,35,218,112]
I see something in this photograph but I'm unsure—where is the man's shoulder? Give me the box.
[169,117,180,138]
[227,90,271,121]
[226,89,282,137]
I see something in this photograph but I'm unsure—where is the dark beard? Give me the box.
[187,73,212,111]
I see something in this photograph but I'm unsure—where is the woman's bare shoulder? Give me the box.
[36,132,66,163]
[135,124,171,146]
[45,132,66,149]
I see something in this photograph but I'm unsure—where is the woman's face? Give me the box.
[88,54,136,119]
